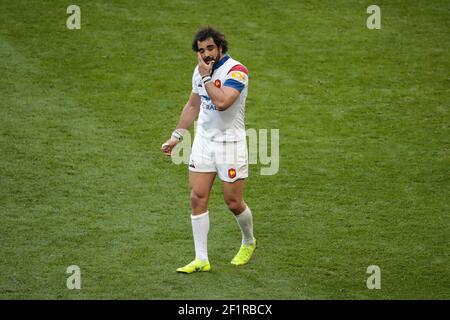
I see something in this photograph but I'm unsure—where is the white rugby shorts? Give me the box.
[188,134,248,183]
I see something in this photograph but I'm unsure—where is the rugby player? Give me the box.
[161,27,256,273]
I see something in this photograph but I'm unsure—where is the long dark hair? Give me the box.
[192,27,228,53]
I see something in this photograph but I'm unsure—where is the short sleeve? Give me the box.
[223,64,249,93]
[192,67,199,94]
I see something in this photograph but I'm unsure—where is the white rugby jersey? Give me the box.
[192,55,249,142]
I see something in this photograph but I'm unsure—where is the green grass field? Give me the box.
[1,0,449,299]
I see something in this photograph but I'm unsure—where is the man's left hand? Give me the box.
[197,52,214,77]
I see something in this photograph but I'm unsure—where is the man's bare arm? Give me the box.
[203,83,240,111]
[175,92,201,133]
[161,92,200,156]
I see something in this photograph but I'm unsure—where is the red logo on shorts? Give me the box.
[228,168,236,179]
[214,79,221,88]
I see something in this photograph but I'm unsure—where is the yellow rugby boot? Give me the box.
[231,238,257,266]
[176,259,211,274]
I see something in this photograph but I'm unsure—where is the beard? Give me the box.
[204,53,221,65]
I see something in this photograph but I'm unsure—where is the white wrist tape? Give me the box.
[171,130,183,141]
[202,75,212,84]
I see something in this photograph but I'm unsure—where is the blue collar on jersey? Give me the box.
[212,54,230,71]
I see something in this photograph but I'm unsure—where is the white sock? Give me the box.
[191,211,209,261]
[234,206,254,245]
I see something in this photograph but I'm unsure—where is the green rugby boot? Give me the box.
[177,259,211,274]
[231,238,257,266]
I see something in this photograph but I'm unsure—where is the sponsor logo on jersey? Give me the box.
[203,103,217,111]
[214,79,221,88]
[228,168,237,179]
[230,71,246,81]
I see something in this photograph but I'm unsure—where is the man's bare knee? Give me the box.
[191,190,209,213]
[225,199,246,215]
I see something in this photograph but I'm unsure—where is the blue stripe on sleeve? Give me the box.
[223,79,245,92]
